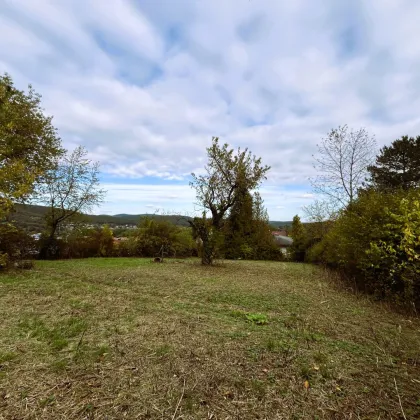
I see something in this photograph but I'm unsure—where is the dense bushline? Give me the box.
[34,219,198,260]
[289,132,420,311]
[308,190,419,308]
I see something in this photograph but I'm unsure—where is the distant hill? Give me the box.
[11,204,193,232]
[11,203,292,232]
[268,221,293,229]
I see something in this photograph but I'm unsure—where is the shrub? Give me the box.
[289,215,307,262]
[38,225,115,259]
[312,190,420,309]
[112,219,197,259]
[0,223,37,268]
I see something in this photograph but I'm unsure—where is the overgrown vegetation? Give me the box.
[1,259,419,419]
[292,131,420,311]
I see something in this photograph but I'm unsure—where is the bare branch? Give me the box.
[311,125,377,208]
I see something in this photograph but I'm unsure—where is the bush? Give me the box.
[112,219,197,259]
[38,225,115,259]
[112,237,138,257]
[312,190,420,309]
[0,223,37,268]
[289,215,306,262]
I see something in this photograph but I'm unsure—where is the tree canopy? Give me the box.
[367,135,420,191]
[0,73,63,216]
[190,137,270,264]
[191,137,270,228]
[38,146,106,258]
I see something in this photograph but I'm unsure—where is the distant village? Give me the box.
[30,224,293,252]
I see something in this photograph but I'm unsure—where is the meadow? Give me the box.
[0,259,419,419]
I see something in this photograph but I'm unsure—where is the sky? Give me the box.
[1,0,420,220]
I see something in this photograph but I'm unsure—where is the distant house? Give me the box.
[113,237,129,243]
[273,235,293,254]
[271,230,288,237]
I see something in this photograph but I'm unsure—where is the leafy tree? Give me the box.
[38,146,105,259]
[224,190,279,260]
[124,217,197,258]
[249,193,280,260]
[99,225,114,257]
[289,215,306,261]
[367,135,420,191]
[190,137,270,264]
[0,73,63,218]
[311,125,376,207]
[224,187,254,259]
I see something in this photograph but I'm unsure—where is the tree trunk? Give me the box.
[39,223,59,260]
[201,236,214,265]
[189,218,215,265]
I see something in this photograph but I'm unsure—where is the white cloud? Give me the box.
[99,183,196,216]
[1,0,420,219]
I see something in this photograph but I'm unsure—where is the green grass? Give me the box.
[0,258,419,419]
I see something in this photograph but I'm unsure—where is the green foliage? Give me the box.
[41,225,115,259]
[134,217,195,258]
[0,251,9,268]
[0,73,63,264]
[190,137,270,264]
[98,225,113,257]
[0,223,36,268]
[367,135,420,191]
[223,191,280,260]
[112,237,138,258]
[38,146,105,259]
[0,73,63,218]
[289,215,307,262]
[111,218,196,259]
[224,188,253,258]
[361,196,420,304]
[312,190,420,309]
[245,313,268,325]
[191,214,224,263]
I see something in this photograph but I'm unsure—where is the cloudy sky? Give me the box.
[2,0,420,220]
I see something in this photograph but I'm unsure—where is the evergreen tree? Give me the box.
[224,187,253,259]
[367,135,420,191]
[224,191,279,260]
[289,215,307,262]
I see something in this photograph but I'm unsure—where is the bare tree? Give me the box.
[190,137,270,265]
[303,199,338,223]
[311,125,377,207]
[302,199,337,243]
[38,146,106,258]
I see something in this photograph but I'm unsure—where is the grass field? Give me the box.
[0,259,419,419]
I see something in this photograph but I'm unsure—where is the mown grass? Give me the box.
[0,258,419,419]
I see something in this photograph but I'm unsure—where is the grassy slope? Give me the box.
[0,259,419,419]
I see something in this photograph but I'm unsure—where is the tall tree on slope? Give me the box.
[190,137,270,265]
[367,135,420,191]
